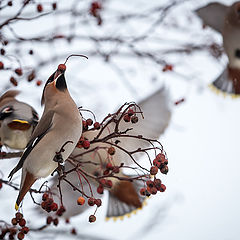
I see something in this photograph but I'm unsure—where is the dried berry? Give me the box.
[94,122,100,129]
[106,162,114,170]
[94,198,102,207]
[71,228,77,235]
[21,227,29,234]
[1,48,5,55]
[88,198,95,206]
[51,202,58,211]
[42,193,49,201]
[53,218,59,226]
[131,116,138,123]
[160,165,168,174]
[10,77,18,86]
[52,2,57,10]
[150,166,158,175]
[123,115,130,122]
[89,215,96,223]
[37,4,43,12]
[83,140,90,149]
[11,218,17,225]
[15,212,23,221]
[46,216,52,225]
[86,118,93,126]
[140,188,146,196]
[159,184,166,192]
[107,147,115,156]
[58,64,66,72]
[15,68,22,76]
[0,62,4,69]
[97,185,104,194]
[17,232,24,240]
[19,219,26,227]
[146,180,154,188]
[36,80,42,86]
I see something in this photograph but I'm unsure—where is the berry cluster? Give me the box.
[82,119,101,132]
[123,108,139,123]
[41,193,58,213]
[0,212,30,240]
[140,178,166,197]
[76,136,90,149]
[153,153,168,174]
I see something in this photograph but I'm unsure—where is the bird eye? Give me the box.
[235,49,240,58]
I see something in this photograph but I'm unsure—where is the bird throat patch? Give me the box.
[8,119,31,131]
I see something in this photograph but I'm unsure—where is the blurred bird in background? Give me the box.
[0,90,38,150]
[8,63,83,210]
[48,87,171,220]
[196,1,240,96]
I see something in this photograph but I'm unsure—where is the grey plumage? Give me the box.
[0,90,38,150]
[9,65,83,210]
[196,1,240,96]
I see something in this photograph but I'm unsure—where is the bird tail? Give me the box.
[15,171,36,210]
[209,68,240,98]
[105,179,148,221]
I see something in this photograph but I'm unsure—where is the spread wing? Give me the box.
[195,2,228,33]
[8,110,55,179]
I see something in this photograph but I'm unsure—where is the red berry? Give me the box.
[127,109,134,116]
[58,64,66,72]
[15,68,22,76]
[10,77,18,86]
[160,165,168,174]
[27,71,35,82]
[29,49,33,55]
[47,216,52,225]
[123,115,130,122]
[19,219,26,227]
[1,48,5,55]
[154,179,162,190]
[36,80,42,86]
[0,180,2,189]
[83,140,90,149]
[86,118,93,126]
[37,4,43,12]
[0,62,4,69]
[51,202,58,211]
[41,201,46,209]
[146,180,154,188]
[21,227,29,234]
[105,180,112,188]
[88,198,95,206]
[11,218,17,225]
[107,147,115,156]
[53,218,59,226]
[103,169,109,175]
[94,122,100,129]
[94,198,102,207]
[15,212,23,220]
[97,185,104,194]
[150,166,158,175]
[59,205,66,213]
[131,116,138,123]
[140,188,146,196]
[156,153,165,163]
[71,228,77,235]
[162,64,173,72]
[159,184,166,192]
[7,1,13,6]
[42,193,49,201]
[89,215,96,223]
[150,187,157,195]
[77,196,85,205]
[106,162,114,170]
[17,232,24,240]
[52,2,57,10]
[112,167,120,173]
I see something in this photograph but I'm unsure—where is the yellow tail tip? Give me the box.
[12,119,29,124]
[15,203,19,211]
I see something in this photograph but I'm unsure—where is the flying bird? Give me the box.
[196,1,240,96]
[0,90,38,150]
[48,87,171,220]
[8,63,83,210]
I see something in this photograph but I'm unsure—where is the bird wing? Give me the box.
[8,110,54,179]
[195,2,228,33]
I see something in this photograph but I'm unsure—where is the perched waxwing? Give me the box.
[0,90,38,150]
[48,87,171,219]
[196,2,240,96]
[8,63,83,210]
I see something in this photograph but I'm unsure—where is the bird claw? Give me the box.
[53,152,64,163]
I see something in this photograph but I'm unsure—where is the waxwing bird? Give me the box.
[196,2,240,96]
[8,63,83,210]
[48,87,171,219]
[0,90,38,150]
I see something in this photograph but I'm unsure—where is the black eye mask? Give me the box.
[0,106,13,120]
[235,49,240,58]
